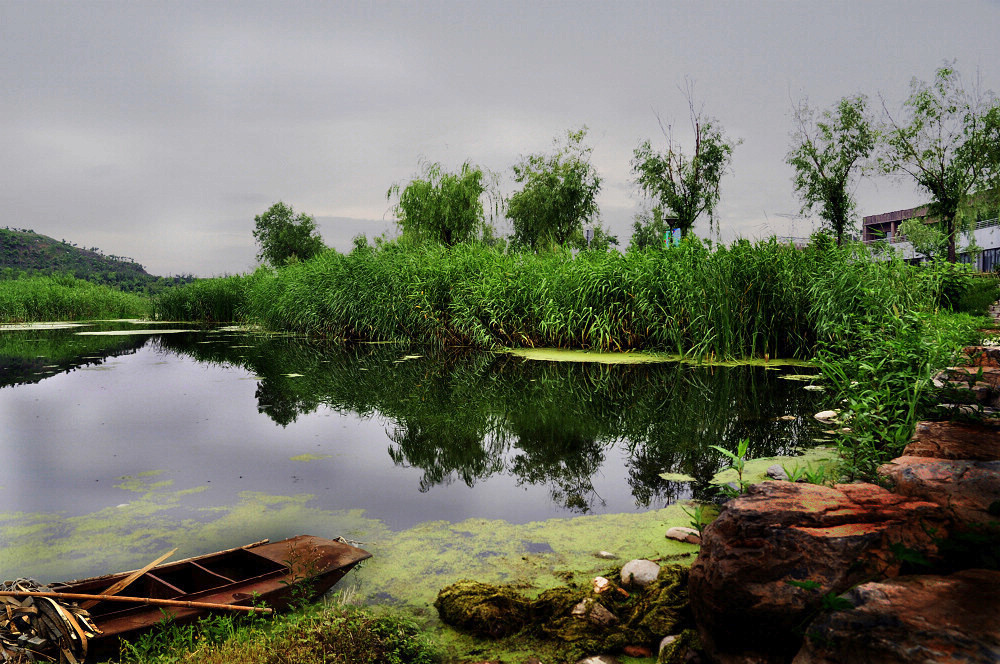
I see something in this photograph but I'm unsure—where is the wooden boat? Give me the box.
[41,535,370,657]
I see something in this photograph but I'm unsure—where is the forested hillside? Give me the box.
[0,227,192,292]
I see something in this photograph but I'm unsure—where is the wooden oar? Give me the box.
[81,548,177,610]
[0,590,273,615]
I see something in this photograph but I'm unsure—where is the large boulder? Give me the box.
[878,455,1000,527]
[794,569,1000,663]
[904,420,1000,461]
[689,481,948,664]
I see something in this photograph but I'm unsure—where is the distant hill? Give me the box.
[0,227,193,292]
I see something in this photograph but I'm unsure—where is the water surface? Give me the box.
[0,321,827,581]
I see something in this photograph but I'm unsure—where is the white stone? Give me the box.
[766,464,789,481]
[576,656,622,664]
[620,559,661,588]
[659,634,679,653]
[813,410,839,421]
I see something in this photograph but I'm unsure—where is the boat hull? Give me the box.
[51,535,370,654]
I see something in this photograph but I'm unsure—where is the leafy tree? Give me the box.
[629,205,676,250]
[787,94,876,246]
[506,127,602,250]
[881,63,1000,262]
[898,217,949,260]
[252,202,325,267]
[632,85,739,239]
[387,162,489,247]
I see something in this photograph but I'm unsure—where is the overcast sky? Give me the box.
[3,1,1000,276]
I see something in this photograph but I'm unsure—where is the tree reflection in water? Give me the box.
[157,335,824,512]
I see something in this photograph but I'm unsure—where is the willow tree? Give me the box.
[387,161,488,247]
[881,64,1000,262]
[506,127,602,251]
[632,86,739,239]
[786,94,876,246]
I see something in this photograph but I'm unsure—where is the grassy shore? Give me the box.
[0,274,151,323]
[154,238,974,356]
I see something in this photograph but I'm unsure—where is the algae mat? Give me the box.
[506,347,814,368]
[0,474,698,613]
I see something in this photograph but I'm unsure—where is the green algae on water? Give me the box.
[290,454,333,462]
[507,348,681,364]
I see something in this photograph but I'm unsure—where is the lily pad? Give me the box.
[659,472,697,482]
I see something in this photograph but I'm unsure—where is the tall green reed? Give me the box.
[0,274,151,323]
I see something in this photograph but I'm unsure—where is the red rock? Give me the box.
[623,644,654,657]
[794,569,1000,663]
[878,455,1000,526]
[688,481,948,664]
[963,346,1000,367]
[905,421,1000,461]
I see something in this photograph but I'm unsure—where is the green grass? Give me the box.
[112,600,441,664]
[0,274,151,323]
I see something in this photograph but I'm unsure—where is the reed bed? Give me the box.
[152,275,246,322]
[0,274,151,323]
[216,239,946,360]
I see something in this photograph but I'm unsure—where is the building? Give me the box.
[862,204,1000,272]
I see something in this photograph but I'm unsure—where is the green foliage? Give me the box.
[253,202,325,267]
[710,438,750,496]
[881,62,1000,261]
[632,86,739,238]
[152,275,246,322]
[817,306,981,480]
[117,603,441,664]
[387,161,490,247]
[680,502,715,537]
[629,205,675,251]
[215,237,959,366]
[0,274,151,323]
[787,94,876,246]
[899,217,949,259]
[507,127,602,250]
[952,273,1000,314]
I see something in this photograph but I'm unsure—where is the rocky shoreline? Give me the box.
[688,346,1000,664]
[435,338,1000,663]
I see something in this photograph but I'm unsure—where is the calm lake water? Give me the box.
[0,321,826,581]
